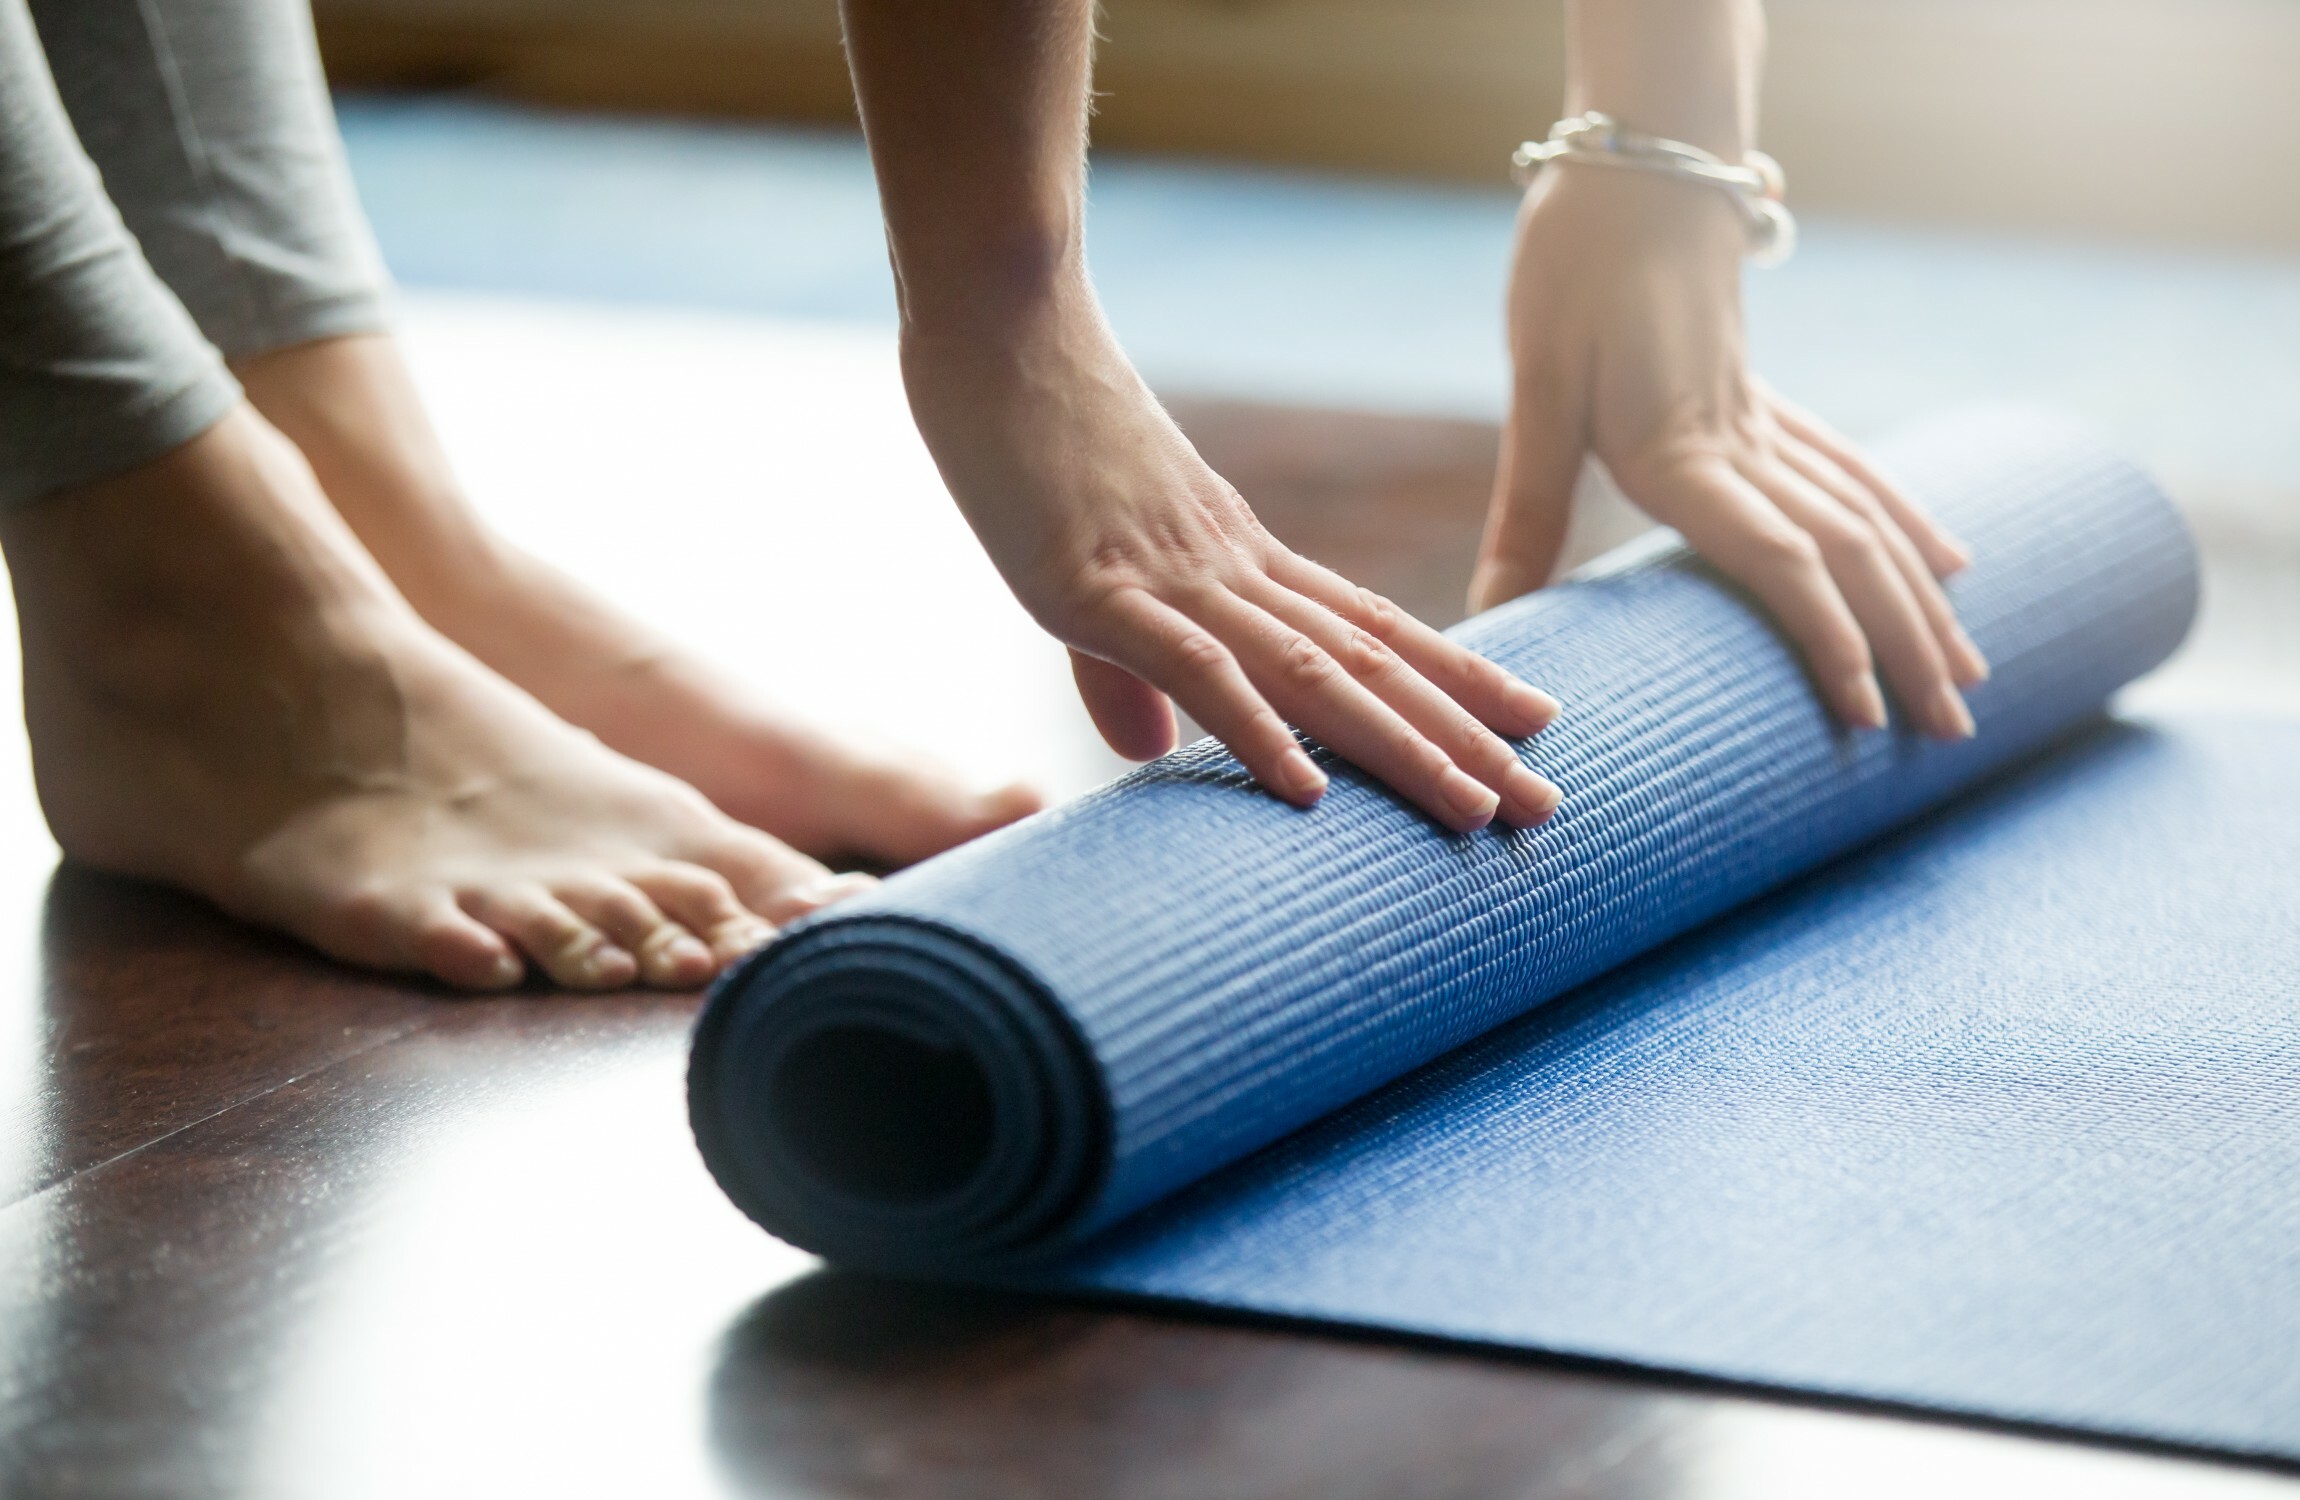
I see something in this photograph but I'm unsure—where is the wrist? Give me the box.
[897,263,1114,395]
[1528,164,1752,275]
[888,212,1090,339]
[1564,0,1763,159]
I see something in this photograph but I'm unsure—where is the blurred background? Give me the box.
[233,0,2300,799]
[315,0,2300,247]
[306,0,2300,526]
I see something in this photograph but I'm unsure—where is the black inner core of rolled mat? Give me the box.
[769,1024,997,1204]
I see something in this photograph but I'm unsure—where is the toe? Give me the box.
[855,765,1045,866]
[557,876,717,989]
[460,884,638,991]
[410,902,526,991]
[628,863,778,969]
[308,883,525,992]
[693,827,879,926]
[773,870,879,924]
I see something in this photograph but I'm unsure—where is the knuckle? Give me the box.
[1247,708,1297,754]
[1063,562,1137,625]
[1170,628,1234,677]
[1278,630,1337,691]
[1354,587,1402,636]
[1815,515,1886,569]
[1753,525,1824,576]
[1412,739,1458,783]
[1337,626,1394,679]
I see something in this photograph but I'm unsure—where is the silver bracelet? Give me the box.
[1512,111,1796,267]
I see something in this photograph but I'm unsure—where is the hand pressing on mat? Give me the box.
[1470,0,1989,740]
[904,301,1562,832]
[842,0,1561,833]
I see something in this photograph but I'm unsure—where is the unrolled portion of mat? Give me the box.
[692,408,2197,1267]
[1042,715,2300,1460]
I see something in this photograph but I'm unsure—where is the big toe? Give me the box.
[302,884,524,993]
[859,766,1044,866]
[696,829,881,926]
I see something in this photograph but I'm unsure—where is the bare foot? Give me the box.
[236,335,1043,869]
[0,407,873,992]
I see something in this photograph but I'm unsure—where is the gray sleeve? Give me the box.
[0,0,237,508]
[31,0,393,361]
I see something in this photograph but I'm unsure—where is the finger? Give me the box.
[631,862,778,969]
[1637,457,1888,731]
[1269,552,1560,740]
[556,876,716,989]
[1194,589,1502,832]
[1069,647,1178,761]
[1248,577,1560,827]
[1751,458,1974,740]
[1764,387,1971,577]
[1472,363,1589,614]
[458,884,638,991]
[1776,436,1990,686]
[1089,587,1330,807]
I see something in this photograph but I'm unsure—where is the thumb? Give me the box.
[1069,648,1179,761]
[1470,370,1587,615]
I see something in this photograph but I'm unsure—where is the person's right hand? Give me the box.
[899,299,1563,834]
[1475,164,1989,739]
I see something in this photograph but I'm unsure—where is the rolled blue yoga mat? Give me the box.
[693,410,2300,1459]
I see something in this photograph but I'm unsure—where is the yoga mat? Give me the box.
[693,411,2300,1457]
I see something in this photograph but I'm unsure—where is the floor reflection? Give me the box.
[708,1271,1697,1500]
[708,1274,2296,1500]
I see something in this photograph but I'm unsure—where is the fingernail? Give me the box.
[1934,684,1977,741]
[1942,539,1974,574]
[1441,768,1500,827]
[1502,678,1562,733]
[1504,766,1563,826]
[1282,748,1328,803]
[1954,631,1991,685]
[1847,673,1889,731]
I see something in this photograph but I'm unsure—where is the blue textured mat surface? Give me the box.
[691,411,2300,1457]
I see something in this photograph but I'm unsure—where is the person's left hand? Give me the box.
[1472,165,1989,738]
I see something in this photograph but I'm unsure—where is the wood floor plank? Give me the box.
[0,870,449,1209]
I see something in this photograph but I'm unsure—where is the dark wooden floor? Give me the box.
[1,365,2293,1497]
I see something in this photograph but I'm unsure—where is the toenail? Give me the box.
[717,919,777,959]
[579,945,635,984]
[796,873,876,908]
[664,934,712,971]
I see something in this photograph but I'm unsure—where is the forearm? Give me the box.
[1565,0,1764,156]
[838,0,1096,340]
